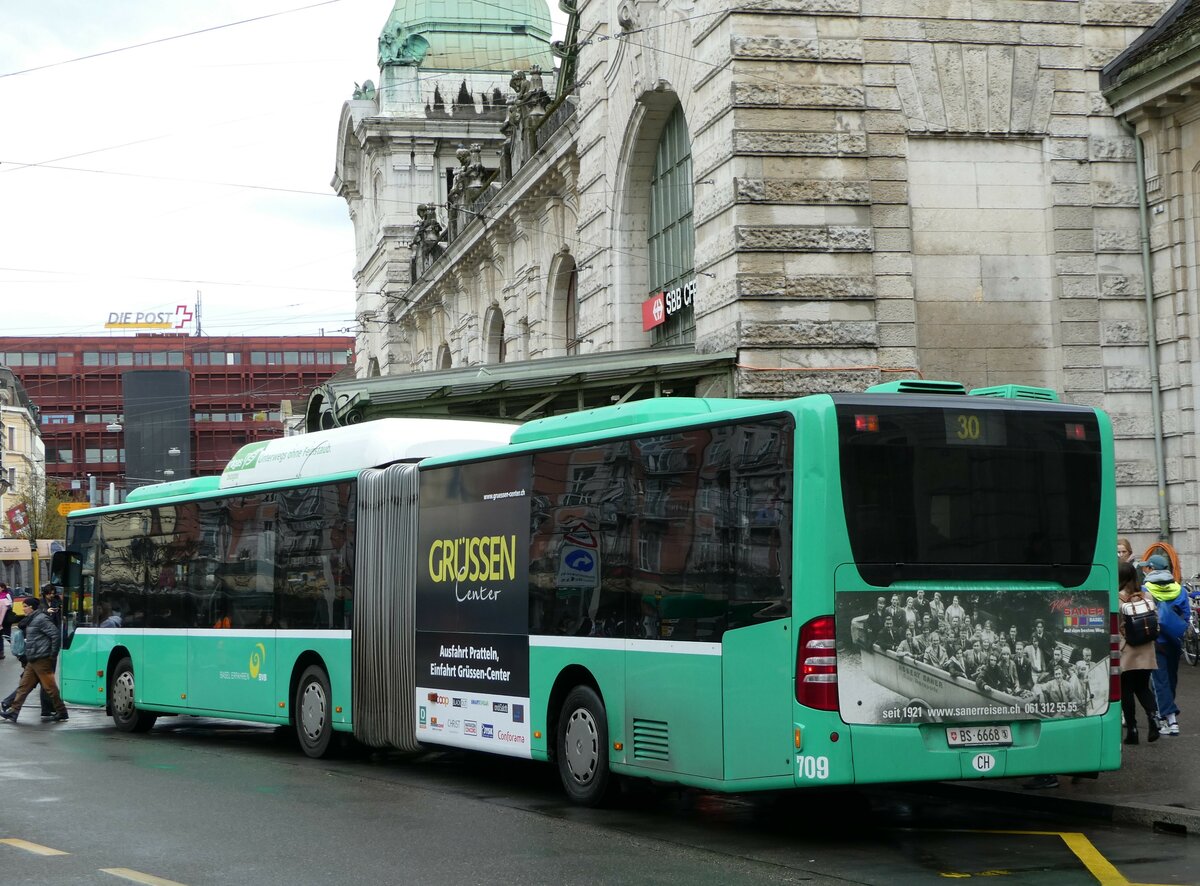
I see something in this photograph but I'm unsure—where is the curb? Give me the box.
[917,782,1200,836]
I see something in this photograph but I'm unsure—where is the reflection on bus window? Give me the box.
[85,482,355,632]
[529,418,793,641]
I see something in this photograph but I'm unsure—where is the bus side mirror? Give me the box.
[50,551,81,589]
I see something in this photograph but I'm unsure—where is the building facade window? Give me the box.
[196,351,243,366]
[1,352,55,367]
[485,308,506,364]
[646,105,695,347]
[565,265,578,355]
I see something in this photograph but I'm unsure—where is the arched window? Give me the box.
[485,306,506,364]
[647,105,695,346]
[436,343,452,369]
[550,254,579,356]
[565,265,578,355]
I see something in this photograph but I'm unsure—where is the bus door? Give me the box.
[137,564,193,708]
[53,547,100,705]
[187,588,275,715]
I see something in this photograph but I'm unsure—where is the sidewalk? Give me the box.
[939,658,1200,833]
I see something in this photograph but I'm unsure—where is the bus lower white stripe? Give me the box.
[78,629,718,654]
[530,636,722,656]
[76,628,351,641]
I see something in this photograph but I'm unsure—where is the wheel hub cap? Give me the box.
[563,709,598,785]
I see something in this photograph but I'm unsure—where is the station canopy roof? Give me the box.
[305,346,736,432]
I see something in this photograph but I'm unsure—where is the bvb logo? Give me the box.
[249,642,266,679]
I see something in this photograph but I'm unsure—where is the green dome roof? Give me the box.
[379,0,553,72]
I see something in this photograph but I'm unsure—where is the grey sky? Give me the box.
[0,1,565,340]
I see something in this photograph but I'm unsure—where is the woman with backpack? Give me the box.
[1142,554,1191,736]
[1119,559,1160,744]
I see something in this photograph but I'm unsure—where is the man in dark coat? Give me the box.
[0,598,68,723]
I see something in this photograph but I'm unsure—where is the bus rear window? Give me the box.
[836,403,1102,586]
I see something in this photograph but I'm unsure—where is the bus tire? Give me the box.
[294,665,334,759]
[110,657,157,733]
[556,685,614,807]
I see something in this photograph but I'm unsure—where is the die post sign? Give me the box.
[105,304,194,330]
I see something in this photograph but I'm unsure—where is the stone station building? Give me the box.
[324,0,1200,562]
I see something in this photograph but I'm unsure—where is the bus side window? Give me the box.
[528,444,631,639]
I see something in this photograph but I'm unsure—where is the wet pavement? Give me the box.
[939,653,1200,834]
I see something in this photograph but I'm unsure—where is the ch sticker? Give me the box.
[249,643,267,680]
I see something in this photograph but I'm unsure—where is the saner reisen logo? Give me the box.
[427,534,517,603]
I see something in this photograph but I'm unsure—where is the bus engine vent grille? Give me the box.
[632,718,670,762]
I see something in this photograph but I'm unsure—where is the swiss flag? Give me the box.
[6,503,28,536]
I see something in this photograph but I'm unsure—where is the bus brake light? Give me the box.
[797,615,838,711]
[854,414,879,433]
[1066,423,1087,440]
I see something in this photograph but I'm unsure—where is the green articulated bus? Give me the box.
[54,379,1119,805]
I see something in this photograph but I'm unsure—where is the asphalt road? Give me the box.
[0,701,1197,886]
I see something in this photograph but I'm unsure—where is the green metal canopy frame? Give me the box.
[305,347,735,431]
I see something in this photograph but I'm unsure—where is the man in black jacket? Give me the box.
[0,598,68,723]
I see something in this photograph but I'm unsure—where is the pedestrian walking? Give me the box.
[1,587,61,719]
[1119,559,1160,744]
[1143,554,1190,736]
[0,598,68,724]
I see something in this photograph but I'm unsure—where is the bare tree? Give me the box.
[11,476,69,544]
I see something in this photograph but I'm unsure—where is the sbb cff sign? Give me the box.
[642,278,696,331]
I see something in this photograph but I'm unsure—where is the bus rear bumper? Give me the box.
[838,708,1121,786]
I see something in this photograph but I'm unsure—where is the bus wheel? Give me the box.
[557,685,614,807]
[294,665,333,759]
[110,657,157,733]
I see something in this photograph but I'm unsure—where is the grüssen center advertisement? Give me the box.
[415,457,533,756]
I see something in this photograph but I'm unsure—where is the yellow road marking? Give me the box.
[101,868,189,886]
[956,830,1173,885]
[0,838,68,856]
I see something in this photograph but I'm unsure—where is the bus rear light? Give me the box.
[797,615,839,711]
[1109,613,1121,704]
[854,414,879,433]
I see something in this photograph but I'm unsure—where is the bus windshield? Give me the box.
[836,400,1102,586]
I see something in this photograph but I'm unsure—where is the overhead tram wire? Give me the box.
[3,0,1080,173]
[0,0,350,80]
[7,0,1033,331]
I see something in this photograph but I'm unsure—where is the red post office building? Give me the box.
[0,335,353,500]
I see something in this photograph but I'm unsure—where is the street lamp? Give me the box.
[0,476,10,496]
[167,446,181,456]
[162,469,175,478]
[106,421,122,433]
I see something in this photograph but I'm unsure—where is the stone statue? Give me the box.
[412,204,444,273]
[380,27,429,66]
